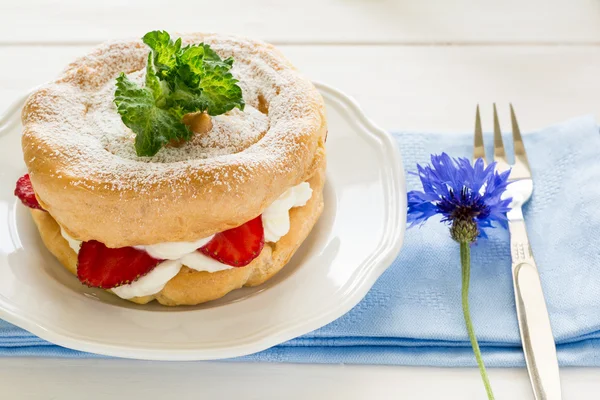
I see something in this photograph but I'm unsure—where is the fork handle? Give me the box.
[509,219,562,400]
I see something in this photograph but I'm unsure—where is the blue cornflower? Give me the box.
[407,153,513,398]
[407,153,512,243]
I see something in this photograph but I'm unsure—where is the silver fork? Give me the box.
[474,105,562,400]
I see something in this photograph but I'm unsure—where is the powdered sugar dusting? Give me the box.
[102,70,269,163]
[23,34,323,197]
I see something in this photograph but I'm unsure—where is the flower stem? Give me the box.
[460,241,495,400]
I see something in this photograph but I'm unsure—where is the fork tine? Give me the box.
[473,105,486,163]
[493,104,510,172]
[510,104,532,178]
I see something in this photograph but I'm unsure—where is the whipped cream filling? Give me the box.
[263,182,312,242]
[61,181,313,299]
[112,260,182,299]
[134,236,214,260]
[60,227,82,253]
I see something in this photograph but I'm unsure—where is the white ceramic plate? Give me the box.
[0,83,405,360]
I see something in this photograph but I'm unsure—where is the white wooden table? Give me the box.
[1,1,599,398]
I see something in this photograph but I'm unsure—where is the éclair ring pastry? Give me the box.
[15,31,326,306]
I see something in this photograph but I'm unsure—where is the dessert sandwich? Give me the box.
[14,31,326,306]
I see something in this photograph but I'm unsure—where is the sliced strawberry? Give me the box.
[200,216,265,267]
[14,174,45,211]
[77,240,163,289]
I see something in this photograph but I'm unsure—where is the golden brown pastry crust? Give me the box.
[30,151,325,306]
[22,33,327,248]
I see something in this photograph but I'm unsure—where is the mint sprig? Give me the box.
[114,31,245,157]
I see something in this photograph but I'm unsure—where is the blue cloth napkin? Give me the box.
[2,115,600,367]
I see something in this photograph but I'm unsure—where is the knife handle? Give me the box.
[510,219,562,400]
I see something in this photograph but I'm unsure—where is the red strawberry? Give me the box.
[14,174,45,211]
[200,216,265,267]
[77,240,163,289]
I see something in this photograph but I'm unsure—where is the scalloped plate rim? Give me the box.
[0,82,406,360]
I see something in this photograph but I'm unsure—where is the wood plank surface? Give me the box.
[1,1,599,398]
[2,45,598,131]
[1,0,600,45]
[0,358,598,400]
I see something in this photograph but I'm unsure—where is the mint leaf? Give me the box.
[144,54,170,107]
[115,31,245,157]
[198,57,245,116]
[114,73,191,157]
[167,44,245,116]
[142,31,181,80]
